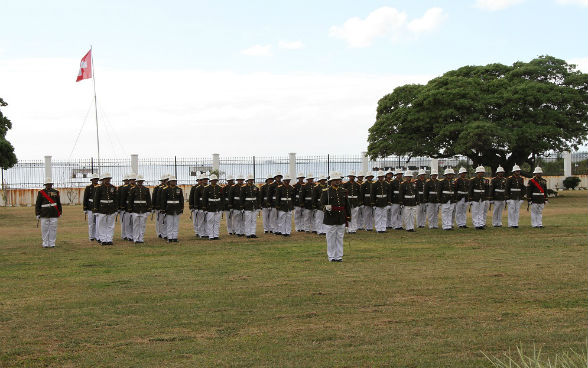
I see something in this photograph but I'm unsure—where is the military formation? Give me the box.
[36,164,549,261]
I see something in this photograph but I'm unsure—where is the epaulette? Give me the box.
[323,188,328,191]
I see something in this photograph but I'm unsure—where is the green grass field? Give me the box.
[1,192,586,367]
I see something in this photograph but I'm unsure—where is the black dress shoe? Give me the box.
[158,234,162,238]
[90,238,95,241]
[407,229,415,232]
[283,234,290,237]
[377,231,385,233]
[444,228,453,231]
[395,228,403,231]
[251,235,258,238]
[418,226,425,228]
[214,237,220,240]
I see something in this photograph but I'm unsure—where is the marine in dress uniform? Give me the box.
[293,173,305,232]
[260,175,274,234]
[276,175,295,236]
[299,174,315,233]
[93,173,118,245]
[505,165,525,228]
[424,169,441,229]
[371,170,390,233]
[159,176,184,242]
[267,172,283,234]
[153,174,169,239]
[469,166,489,230]
[240,174,260,238]
[203,174,223,240]
[389,170,404,230]
[35,177,62,248]
[360,172,375,231]
[195,174,209,238]
[121,173,136,241]
[342,171,361,233]
[83,173,100,241]
[490,166,507,227]
[188,174,200,236]
[454,167,470,228]
[356,171,365,230]
[222,175,235,235]
[321,172,351,262]
[127,175,152,243]
[313,176,328,235]
[415,169,427,228]
[437,168,456,230]
[400,170,418,231]
[385,170,394,229]
[230,174,246,237]
[527,167,548,228]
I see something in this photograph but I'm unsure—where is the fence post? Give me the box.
[44,155,52,181]
[91,157,94,174]
[430,158,438,174]
[289,153,296,179]
[361,151,368,174]
[212,153,220,173]
[253,156,256,182]
[174,156,178,178]
[563,151,572,177]
[327,154,330,176]
[131,154,138,174]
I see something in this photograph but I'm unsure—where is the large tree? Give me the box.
[367,56,588,172]
[0,98,17,169]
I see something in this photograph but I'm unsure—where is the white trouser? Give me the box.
[455,198,468,227]
[40,217,58,247]
[294,206,303,231]
[326,224,345,261]
[507,200,523,227]
[231,210,244,235]
[120,211,126,239]
[278,210,292,235]
[386,205,392,228]
[426,203,440,229]
[471,200,486,228]
[357,206,365,229]
[225,210,234,234]
[302,208,314,232]
[262,208,271,232]
[348,207,359,233]
[314,210,325,234]
[416,203,427,227]
[243,210,258,236]
[98,213,116,242]
[197,210,208,237]
[158,211,167,238]
[374,206,387,232]
[530,203,544,227]
[123,211,134,239]
[206,211,221,238]
[87,210,97,240]
[166,214,180,240]
[441,201,455,230]
[269,208,279,233]
[132,213,148,242]
[154,210,160,236]
[191,210,198,235]
[492,200,505,226]
[403,206,416,230]
[390,204,402,229]
[362,206,374,230]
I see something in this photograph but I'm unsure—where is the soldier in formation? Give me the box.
[293,173,305,232]
[127,175,151,243]
[506,165,525,228]
[241,174,260,238]
[415,169,427,228]
[267,172,283,234]
[400,170,418,231]
[276,175,295,236]
[93,173,118,245]
[313,175,328,235]
[360,172,375,231]
[490,166,507,227]
[223,175,235,235]
[372,170,390,233]
[203,174,223,240]
[299,174,315,233]
[469,166,490,230]
[424,169,440,229]
[82,173,100,241]
[152,174,169,239]
[260,174,274,234]
[35,177,62,248]
[342,171,361,233]
[389,170,403,230]
[229,174,246,237]
[454,167,469,228]
[159,175,183,242]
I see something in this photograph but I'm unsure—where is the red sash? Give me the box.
[530,178,546,199]
[40,190,61,216]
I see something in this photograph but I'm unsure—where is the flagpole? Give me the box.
[91,45,101,171]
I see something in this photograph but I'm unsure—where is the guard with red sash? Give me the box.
[35,177,63,248]
[321,171,351,262]
[527,167,548,228]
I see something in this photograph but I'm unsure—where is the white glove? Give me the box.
[36,215,40,220]
[325,205,332,212]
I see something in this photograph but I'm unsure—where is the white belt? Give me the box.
[134,200,147,203]
[418,192,424,195]
[348,195,358,199]
[167,200,180,203]
[305,197,312,200]
[429,192,437,195]
[442,191,453,194]
[393,191,400,194]
[245,197,257,201]
[511,189,521,191]
[495,189,505,192]
[41,203,57,207]
[376,195,387,198]
[404,195,415,199]
[234,197,240,200]
[100,200,113,203]
[272,196,276,200]
[88,199,94,202]
[474,189,485,193]
[532,193,544,196]
[209,198,221,202]
[281,198,291,201]
[364,194,371,197]
[458,191,468,194]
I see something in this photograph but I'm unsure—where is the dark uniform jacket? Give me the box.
[267,181,281,208]
[321,185,351,226]
[415,179,426,204]
[400,179,418,206]
[469,177,489,202]
[118,184,131,211]
[94,184,119,214]
[360,180,374,206]
[313,183,327,210]
[371,180,390,208]
[424,178,440,203]
[276,184,295,212]
[35,188,62,218]
[527,176,548,204]
[390,178,402,204]
[194,184,205,210]
[160,185,184,215]
[188,185,198,211]
[83,183,99,212]
[229,184,243,211]
[203,184,223,212]
[490,176,507,201]
[221,184,233,211]
[506,176,525,200]
[152,184,165,211]
[299,182,315,209]
[127,185,152,214]
[240,184,260,211]
[437,178,456,204]
[293,181,304,207]
[260,182,272,208]
[455,177,470,201]
[342,180,361,208]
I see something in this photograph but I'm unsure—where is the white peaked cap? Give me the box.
[201,173,209,179]
[496,166,505,173]
[44,177,53,184]
[329,171,339,179]
[348,170,356,177]
[274,171,283,177]
[318,175,327,181]
[128,173,137,180]
[246,174,254,180]
[431,169,439,175]
[267,173,274,179]
[395,168,403,174]
[475,166,485,174]
[196,173,202,180]
[444,168,455,175]
[357,171,365,177]
[404,170,413,177]
[376,170,386,177]
[236,173,245,180]
[209,174,218,180]
[168,175,177,181]
[226,174,234,181]
[306,173,314,179]
[283,175,292,181]
[165,173,172,180]
[123,174,129,180]
[458,167,468,174]
[512,164,521,172]
[533,167,543,174]
[90,173,100,180]
[136,175,145,181]
[297,172,305,178]
[160,174,168,181]
[101,172,112,179]
[386,169,393,175]
[365,171,375,177]
[418,169,426,176]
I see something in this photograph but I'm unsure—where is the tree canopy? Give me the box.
[0,98,17,170]
[367,56,588,172]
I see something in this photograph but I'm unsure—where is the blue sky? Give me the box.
[1,0,587,159]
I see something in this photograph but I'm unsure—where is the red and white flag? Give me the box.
[76,49,92,82]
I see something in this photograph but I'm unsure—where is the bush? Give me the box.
[484,345,587,368]
[563,176,581,190]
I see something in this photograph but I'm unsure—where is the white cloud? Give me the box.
[569,56,588,72]
[474,0,525,11]
[278,40,305,50]
[329,7,446,48]
[556,0,588,6]
[241,44,272,56]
